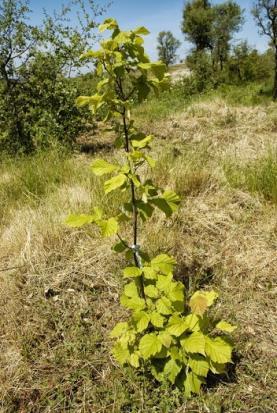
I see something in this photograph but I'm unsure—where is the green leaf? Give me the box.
[205,337,233,364]
[112,342,130,365]
[131,135,153,149]
[151,254,176,274]
[168,282,185,303]
[99,18,118,32]
[167,315,189,337]
[133,311,150,333]
[104,173,127,194]
[158,331,172,348]
[139,333,162,359]
[145,285,159,298]
[110,322,129,338]
[112,240,128,253]
[145,155,156,168]
[162,190,180,212]
[150,62,167,81]
[123,267,142,278]
[188,355,210,378]
[91,159,118,176]
[183,314,201,332]
[120,294,145,311]
[216,321,237,333]
[164,358,182,384]
[133,26,150,35]
[156,297,173,315]
[143,266,157,280]
[130,353,140,368]
[184,372,205,398]
[124,281,139,298]
[181,332,206,356]
[98,217,118,237]
[65,214,94,228]
[150,312,165,328]
[156,273,173,291]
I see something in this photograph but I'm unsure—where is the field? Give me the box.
[0,86,277,412]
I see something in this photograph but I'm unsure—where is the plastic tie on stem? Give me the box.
[131,244,142,268]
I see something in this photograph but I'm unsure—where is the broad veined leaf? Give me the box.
[124,281,139,298]
[144,155,156,168]
[131,135,153,149]
[112,240,128,253]
[167,315,189,337]
[130,353,140,368]
[181,332,206,356]
[119,330,136,349]
[158,331,172,348]
[188,355,210,378]
[110,322,129,338]
[167,282,185,303]
[184,314,201,332]
[65,214,94,228]
[133,26,150,35]
[151,254,176,274]
[150,62,167,81]
[216,321,237,333]
[189,291,218,317]
[156,273,173,292]
[91,159,118,176]
[112,342,130,365]
[123,267,143,278]
[144,284,159,298]
[162,190,180,211]
[120,294,145,311]
[184,372,205,398]
[139,333,162,359]
[163,358,182,384]
[209,360,226,375]
[99,18,118,32]
[98,217,118,237]
[156,297,173,315]
[104,173,127,194]
[133,311,150,333]
[143,266,157,280]
[150,312,165,328]
[205,337,233,364]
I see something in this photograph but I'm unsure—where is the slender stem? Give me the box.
[117,77,145,299]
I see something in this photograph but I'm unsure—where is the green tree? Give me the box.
[182,0,214,51]
[212,1,244,70]
[66,18,236,398]
[252,0,277,100]
[157,31,181,66]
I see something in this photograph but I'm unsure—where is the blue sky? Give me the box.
[30,0,269,60]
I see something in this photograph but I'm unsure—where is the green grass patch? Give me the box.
[224,150,277,203]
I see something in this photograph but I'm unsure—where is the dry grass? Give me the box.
[0,96,276,412]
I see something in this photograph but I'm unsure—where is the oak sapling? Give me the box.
[66,18,236,398]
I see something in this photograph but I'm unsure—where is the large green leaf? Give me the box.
[144,285,159,298]
[151,254,176,274]
[188,355,210,378]
[124,281,139,298]
[181,332,206,356]
[133,311,150,333]
[189,290,218,316]
[156,297,173,315]
[123,267,142,278]
[110,322,129,338]
[65,214,94,228]
[184,372,205,398]
[91,159,118,176]
[98,217,118,237]
[139,333,162,359]
[167,315,189,337]
[163,358,182,384]
[205,337,233,364]
[133,26,150,35]
[120,294,145,311]
[216,321,237,333]
[104,173,127,194]
[150,312,165,328]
